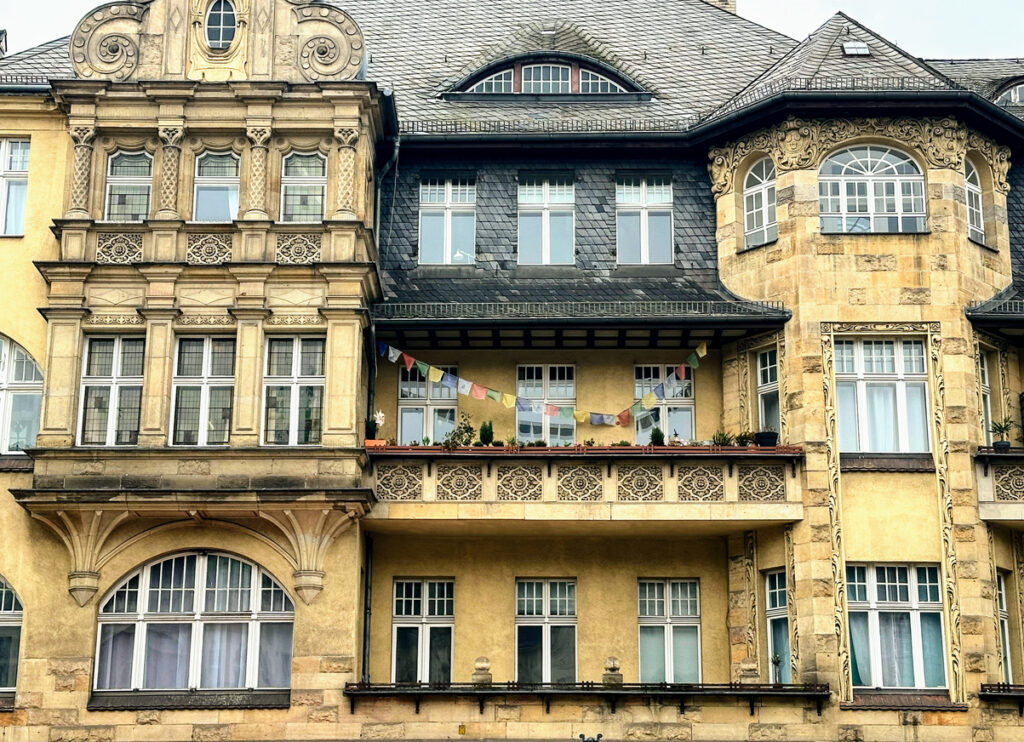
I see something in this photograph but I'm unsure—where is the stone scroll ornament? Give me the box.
[70,1,152,81]
[290,3,366,81]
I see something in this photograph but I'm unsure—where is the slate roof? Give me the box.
[0,36,71,85]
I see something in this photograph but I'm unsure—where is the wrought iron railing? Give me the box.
[373,299,787,320]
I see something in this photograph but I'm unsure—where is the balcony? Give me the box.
[975,447,1024,524]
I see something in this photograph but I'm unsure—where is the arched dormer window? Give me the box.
[818,146,926,234]
[0,335,42,454]
[965,159,985,244]
[206,0,237,51]
[95,552,293,691]
[458,57,639,97]
[743,157,777,249]
[0,577,22,691]
[995,83,1024,107]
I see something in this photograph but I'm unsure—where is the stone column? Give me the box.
[66,124,96,218]
[244,125,271,219]
[155,125,184,219]
[320,307,366,448]
[332,126,359,220]
[136,309,179,447]
[35,307,89,448]
[229,307,269,447]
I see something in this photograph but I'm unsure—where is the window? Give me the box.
[0,578,21,691]
[171,337,235,446]
[616,176,673,265]
[633,365,694,444]
[996,84,1024,106]
[842,41,871,56]
[0,139,28,235]
[515,579,576,683]
[846,564,945,689]
[579,69,625,94]
[637,579,700,683]
[205,0,236,50]
[105,151,152,222]
[757,349,780,433]
[744,157,777,248]
[397,365,456,445]
[263,337,324,446]
[965,160,985,244]
[194,152,239,222]
[280,153,326,222]
[79,337,144,446]
[998,573,1012,684]
[392,580,453,683]
[819,146,925,234]
[467,69,513,94]
[419,179,475,264]
[518,177,574,265]
[95,553,293,691]
[461,62,633,95]
[835,338,929,453]
[0,336,42,454]
[522,64,571,94]
[516,365,575,445]
[980,350,993,446]
[765,571,790,683]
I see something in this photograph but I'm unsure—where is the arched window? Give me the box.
[995,84,1024,107]
[0,336,42,454]
[206,0,237,50]
[460,59,636,95]
[0,578,21,691]
[95,553,293,691]
[819,146,926,234]
[965,159,985,244]
[743,157,777,249]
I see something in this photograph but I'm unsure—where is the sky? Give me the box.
[0,0,1020,59]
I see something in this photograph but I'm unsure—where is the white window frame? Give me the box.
[0,139,29,236]
[0,336,43,454]
[205,0,237,50]
[397,365,457,445]
[94,552,294,691]
[170,336,235,446]
[517,177,575,265]
[279,152,326,223]
[633,365,694,443]
[998,573,1013,683]
[0,577,22,692]
[765,571,790,683]
[579,69,625,94]
[516,364,575,445]
[757,348,780,432]
[744,157,777,249]
[514,579,577,683]
[261,336,325,446]
[835,338,930,454]
[467,69,514,94]
[819,146,926,235]
[966,160,985,244]
[192,151,240,222]
[996,84,1024,106]
[846,563,946,690]
[390,579,454,684]
[521,64,571,94]
[104,150,153,222]
[980,350,993,446]
[615,176,673,265]
[637,579,701,684]
[418,179,476,265]
[78,336,145,447]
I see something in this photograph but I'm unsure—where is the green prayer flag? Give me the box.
[415,360,429,376]
[486,389,502,402]
[687,352,700,369]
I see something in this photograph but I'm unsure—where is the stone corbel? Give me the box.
[332,126,360,220]
[67,124,97,218]
[156,125,185,218]
[244,125,272,219]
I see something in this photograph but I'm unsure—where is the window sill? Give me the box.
[839,453,934,472]
[738,238,778,254]
[0,234,25,239]
[87,689,291,711]
[970,235,998,253]
[0,454,33,472]
[0,692,13,711]
[820,230,930,237]
[841,690,964,711]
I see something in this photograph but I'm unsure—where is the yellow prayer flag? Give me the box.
[428,366,444,383]
[641,392,657,409]
[501,393,516,409]
[697,341,708,358]
[574,410,588,423]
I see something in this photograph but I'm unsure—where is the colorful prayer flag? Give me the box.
[486,389,502,402]
[516,397,531,412]
[502,393,516,409]
[441,372,457,389]
[641,392,657,409]
[559,407,574,420]
[604,414,617,426]
[687,351,700,369]
[675,362,688,378]
[697,341,708,358]
[471,384,487,400]
[590,413,604,426]
[388,346,402,363]
[653,383,665,400]
[414,359,429,376]
[377,341,388,356]
[574,411,588,423]
[402,353,416,371]
[545,404,559,417]
[428,366,444,383]
[457,378,472,395]
[617,409,631,426]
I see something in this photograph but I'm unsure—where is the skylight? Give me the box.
[842,41,871,57]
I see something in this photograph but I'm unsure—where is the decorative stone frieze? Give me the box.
[994,465,1024,501]
[186,233,233,265]
[174,313,236,327]
[436,465,483,501]
[496,465,543,501]
[617,464,664,501]
[276,233,322,264]
[83,313,145,327]
[96,233,143,264]
[785,525,799,679]
[265,313,326,326]
[69,1,148,81]
[557,464,603,501]
[737,465,785,501]
[375,464,423,501]
[677,465,724,501]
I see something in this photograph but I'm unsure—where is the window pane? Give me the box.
[617,211,641,264]
[115,386,142,445]
[905,382,929,453]
[759,390,780,433]
[666,407,694,441]
[210,339,235,377]
[769,617,791,683]
[107,185,150,221]
[96,624,134,689]
[194,185,239,221]
[648,212,673,264]
[638,581,665,617]
[432,408,456,444]
[399,407,425,445]
[264,386,291,444]
[550,625,576,683]
[837,382,859,452]
[258,623,293,688]
[201,623,248,688]
[284,154,325,177]
[177,339,205,376]
[450,212,475,264]
[671,625,699,683]
[299,339,325,376]
[207,387,233,445]
[419,211,445,264]
[878,612,915,687]
[635,408,660,445]
[516,625,543,683]
[267,339,293,376]
[110,153,152,176]
[297,386,323,445]
[865,383,898,452]
[549,212,574,264]
[148,555,196,613]
[920,613,945,688]
[173,387,202,445]
[639,625,666,683]
[81,387,111,445]
[516,581,543,616]
[87,339,115,376]
[120,339,145,377]
[282,185,323,221]
[143,624,191,689]
[518,212,543,264]
[205,555,252,612]
[517,411,543,443]
[0,626,18,688]
[849,611,871,686]
[197,153,239,177]
[428,626,452,684]
[7,393,40,451]
[394,626,420,683]
[3,180,26,235]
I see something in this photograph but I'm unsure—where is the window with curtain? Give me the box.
[262,337,324,446]
[79,336,145,446]
[193,152,240,222]
[765,571,790,683]
[515,579,576,683]
[0,335,42,454]
[0,577,22,691]
[743,157,777,249]
[280,152,326,222]
[518,176,575,265]
[616,176,673,265]
[757,348,780,433]
[965,160,985,244]
[980,351,993,446]
[637,579,700,683]
[95,552,293,691]
[846,563,945,689]
[418,178,476,265]
[818,146,926,234]
[633,365,694,443]
[105,151,153,222]
[397,365,456,445]
[0,139,28,235]
[998,573,1012,683]
[171,337,235,446]
[516,365,575,445]
[391,580,454,683]
[835,338,930,454]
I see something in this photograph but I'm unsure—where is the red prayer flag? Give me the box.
[675,362,688,379]
[401,353,415,371]
[545,404,559,417]
[470,383,487,400]
[617,409,631,426]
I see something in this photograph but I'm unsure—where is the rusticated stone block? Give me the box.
[961,615,986,635]
[29,708,78,726]
[838,727,863,742]
[954,525,976,542]
[291,690,324,706]
[856,254,896,271]
[308,706,338,723]
[177,459,210,475]
[899,288,930,304]
[943,338,970,355]
[136,710,161,725]
[964,652,986,672]
[958,560,979,579]
[50,727,115,742]
[494,705,520,722]
[749,723,787,740]
[319,655,354,673]
[192,725,229,741]
[930,255,949,271]
[848,288,867,305]
[359,723,405,739]
[16,691,43,708]
[624,722,692,740]
[972,726,994,742]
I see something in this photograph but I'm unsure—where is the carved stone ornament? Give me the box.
[264,313,325,326]
[186,233,233,265]
[276,233,322,264]
[293,5,366,82]
[995,465,1024,501]
[617,464,664,501]
[68,125,97,217]
[96,233,143,264]
[83,313,146,327]
[70,2,151,81]
[496,465,543,501]
[375,464,423,501]
[436,465,483,501]
[174,314,236,327]
[557,464,603,501]
[677,465,725,501]
[187,0,249,82]
[967,130,1012,194]
[737,464,786,502]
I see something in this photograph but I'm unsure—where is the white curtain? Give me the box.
[866,383,897,452]
[671,625,699,683]
[258,623,293,688]
[849,612,871,686]
[96,624,135,690]
[904,382,929,452]
[144,624,190,688]
[837,382,859,451]
[201,623,248,688]
[879,612,914,687]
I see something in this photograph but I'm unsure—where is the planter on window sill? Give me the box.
[994,440,1012,453]
[365,444,802,456]
[364,439,389,448]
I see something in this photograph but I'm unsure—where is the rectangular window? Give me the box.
[0,338,42,455]
[397,365,457,445]
[105,152,153,222]
[79,336,145,446]
[835,338,930,453]
[998,573,1012,683]
[757,348,780,433]
[419,178,475,265]
[0,139,29,235]
[765,571,791,683]
[518,176,574,265]
[846,563,946,689]
[638,579,700,683]
[280,153,326,222]
[633,365,694,443]
[262,337,324,446]
[980,351,993,446]
[391,579,454,683]
[171,337,235,446]
[616,176,673,265]
[521,64,571,94]
[515,579,576,683]
[193,152,240,222]
[516,365,575,445]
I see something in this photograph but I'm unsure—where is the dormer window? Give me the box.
[522,64,570,94]
[458,58,638,96]
[205,0,237,51]
[995,83,1024,107]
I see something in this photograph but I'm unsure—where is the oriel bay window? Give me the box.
[743,157,777,249]
[517,365,575,445]
[637,579,700,683]
[193,152,240,222]
[79,336,144,446]
[0,139,28,235]
[280,152,326,222]
[263,337,324,446]
[836,338,929,453]
[398,365,456,445]
[0,336,43,454]
[765,571,790,683]
[419,178,475,264]
[634,365,693,444]
[516,579,576,683]
[392,580,454,684]
[171,337,235,446]
[847,564,946,689]
[518,176,574,265]
[95,553,294,691]
[0,578,21,691]
[105,151,152,222]
[819,146,926,234]
[616,176,673,265]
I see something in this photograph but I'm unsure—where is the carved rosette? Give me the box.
[737,464,785,502]
[68,125,97,217]
[677,465,724,501]
[245,126,271,218]
[496,465,543,501]
[276,233,322,264]
[557,464,603,501]
[69,2,149,81]
[375,464,423,501]
[158,126,184,217]
[293,6,365,81]
[186,233,233,265]
[436,465,483,501]
[994,465,1024,501]
[96,233,143,264]
[617,464,664,501]
[334,127,359,219]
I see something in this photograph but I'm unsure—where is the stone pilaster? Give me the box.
[320,307,367,448]
[244,124,271,219]
[66,124,96,218]
[156,124,184,219]
[332,126,359,220]
[36,306,90,448]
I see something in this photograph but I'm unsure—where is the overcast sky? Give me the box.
[1,0,1020,59]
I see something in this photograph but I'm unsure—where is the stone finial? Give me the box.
[602,656,623,686]
[472,656,492,686]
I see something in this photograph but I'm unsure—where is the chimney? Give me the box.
[703,0,737,12]
[0,30,7,59]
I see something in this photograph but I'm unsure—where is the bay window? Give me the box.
[0,139,28,235]
[79,336,144,446]
[171,337,235,446]
[0,336,42,454]
[637,579,700,683]
[419,178,475,264]
[765,571,790,683]
[616,176,673,265]
[105,151,152,222]
[392,580,454,684]
[262,337,324,446]
[743,157,777,249]
[633,365,693,443]
[518,176,574,265]
[397,365,457,445]
[819,146,926,234]
[516,365,574,445]
[280,152,326,222]
[515,579,576,683]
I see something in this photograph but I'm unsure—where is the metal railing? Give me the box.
[373,299,787,320]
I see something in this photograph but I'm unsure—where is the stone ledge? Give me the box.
[0,691,13,711]
[86,689,291,711]
[0,455,32,472]
[840,691,966,711]
[839,453,935,473]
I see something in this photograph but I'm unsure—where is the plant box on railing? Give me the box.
[365,444,802,456]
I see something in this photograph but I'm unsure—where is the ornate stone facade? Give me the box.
[677,465,725,501]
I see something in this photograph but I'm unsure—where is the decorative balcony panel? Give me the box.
[976,450,1024,523]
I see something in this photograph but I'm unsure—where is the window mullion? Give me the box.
[896,379,909,453]
[910,610,924,688]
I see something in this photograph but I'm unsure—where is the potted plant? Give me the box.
[649,426,665,446]
[712,431,736,446]
[754,427,779,447]
[365,410,388,447]
[991,417,1017,452]
[480,421,494,446]
[667,430,683,446]
[735,431,755,447]
[441,413,475,451]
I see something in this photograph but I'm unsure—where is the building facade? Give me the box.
[1,1,1024,740]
